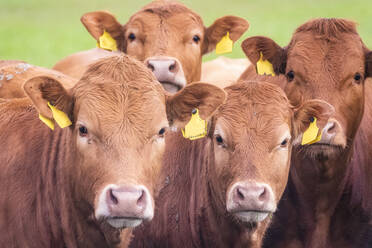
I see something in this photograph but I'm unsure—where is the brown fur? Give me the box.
[53,0,249,83]
[129,81,333,248]
[240,18,372,247]
[0,61,76,99]
[0,54,225,247]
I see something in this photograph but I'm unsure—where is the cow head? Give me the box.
[23,55,226,231]
[81,0,249,92]
[241,18,372,159]
[209,82,333,232]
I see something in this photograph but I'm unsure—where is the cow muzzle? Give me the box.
[95,184,154,229]
[145,56,186,93]
[226,182,276,223]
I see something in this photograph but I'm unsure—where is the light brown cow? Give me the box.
[53,0,249,92]
[129,80,333,248]
[240,18,372,247]
[201,56,251,88]
[0,61,76,99]
[0,54,226,247]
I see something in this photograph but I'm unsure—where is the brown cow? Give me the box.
[129,80,334,248]
[53,0,249,92]
[0,61,76,99]
[240,18,372,247]
[0,54,226,247]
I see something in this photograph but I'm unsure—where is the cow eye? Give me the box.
[280,138,289,148]
[215,135,224,145]
[192,35,200,43]
[286,71,295,82]
[79,125,88,137]
[158,127,166,137]
[128,33,136,41]
[354,73,362,83]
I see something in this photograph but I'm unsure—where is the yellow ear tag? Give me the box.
[181,109,208,140]
[98,30,118,51]
[301,117,322,145]
[216,32,233,55]
[47,102,72,128]
[39,114,55,130]
[256,52,275,76]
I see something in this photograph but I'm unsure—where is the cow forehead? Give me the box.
[72,55,167,142]
[216,82,292,142]
[288,33,365,81]
[127,10,203,34]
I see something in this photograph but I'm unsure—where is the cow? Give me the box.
[129,80,334,248]
[0,61,76,99]
[201,56,251,89]
[240,18,372,247]
[0,54,226,247]
[52,0,249,92]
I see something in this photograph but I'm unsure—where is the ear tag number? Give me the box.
[181,109,208,140]
[98,30,118,51]
[256,52,275,76]
[301,117,322,145]
[216,32,233,55]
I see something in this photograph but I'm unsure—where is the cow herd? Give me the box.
[0,1,372,248]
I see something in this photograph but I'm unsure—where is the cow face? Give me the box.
[209,82,333,229]
[242,18,372,159]
[23,55,226,230]
[81,1,249,93]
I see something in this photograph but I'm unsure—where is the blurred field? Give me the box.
[1,0,371,67]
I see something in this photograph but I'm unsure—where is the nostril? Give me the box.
[137,190,146,208]
[236,187,245,201]
[169,62,176,72]
[327,122,336,133]
[258,187,267,202]
[109,189,118,205]
[147,63,155,71]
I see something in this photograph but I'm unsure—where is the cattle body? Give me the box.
[0,55,226,247]
[0,61,76,99]
[129,81,333,248]
[53,0,249,92]
[201,56,251,88]
[240,18,372,247]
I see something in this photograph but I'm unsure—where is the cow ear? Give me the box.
[166,82,226,128]
[23,76,73,121]
[241,36,287,75]
[293,99,334,141]
[81,11,126,52]
[202,16,249,54]
[365,50,372,78]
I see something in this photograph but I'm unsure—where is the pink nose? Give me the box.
[146,58,179,75]
[106,185,151,219]
[227,182,274,213]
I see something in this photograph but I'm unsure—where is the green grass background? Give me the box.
[1,0,371,67]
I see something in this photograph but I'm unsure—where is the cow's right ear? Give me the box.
[81,11,126,52]
[241,36,287,75]
[23,76,73,121]
[166,82,226,128]
[293,99,334,143]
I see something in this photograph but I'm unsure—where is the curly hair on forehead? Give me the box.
[295,18,358,39]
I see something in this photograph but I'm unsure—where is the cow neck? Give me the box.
[33,128,117,247]
[289,145,353,245]
[189,136,269,248]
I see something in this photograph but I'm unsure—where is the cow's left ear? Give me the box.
[23,76,73,121]
[293,99,334,141]
[365,49,372,78]
[202,16,249,54]
[81,11,126,52]
[166,82,226,128]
